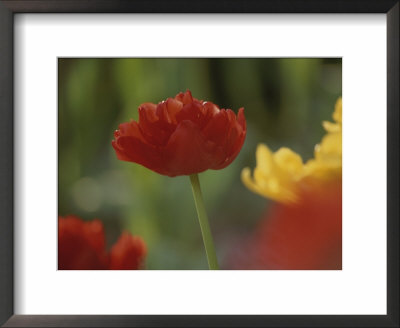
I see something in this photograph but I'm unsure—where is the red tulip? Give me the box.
[257,182,342,269]
[109,232,147,270]
[58,216,146,270]
[228,182,342,270]
[112,90,246,177]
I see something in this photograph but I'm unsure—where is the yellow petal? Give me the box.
[316,133,342,160]
[241,97,342,204]
[241,144,301,203]
[333,97,342,124]
[273,147,304,177]
[322,121,341,133]
[304,158,341,180]
[241,167,266,196]
[255,143,274,175]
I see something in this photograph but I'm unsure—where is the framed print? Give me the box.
[0,1,398,327]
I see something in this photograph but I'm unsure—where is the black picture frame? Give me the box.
[0,1,398,327]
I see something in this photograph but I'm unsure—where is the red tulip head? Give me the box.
[227,182,342,270]
[58,216,108,270]
[112,90,246,177]
[254,182,342,270]
[58,216,147,270]
[109,232,147,270]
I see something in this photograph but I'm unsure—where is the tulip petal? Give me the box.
[174,90,194,104]
[237,107,246,129]
[333,97,342,124]
[220,110,245,163]
[109,232,146,270]
[116,121,145,141]
[166,98,183,124]
[112,136,167,175]
[138,104,175,146]
[203,101,220,116]
[164,120,217,176]
[201,108,246,169]
[202,109,231,145]
[215,129,246,169]
[175,102,207,127]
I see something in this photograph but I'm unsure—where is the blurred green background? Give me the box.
[58,58,341,269]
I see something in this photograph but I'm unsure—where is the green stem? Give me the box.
[189,174,219,270]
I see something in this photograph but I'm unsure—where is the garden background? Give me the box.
[58,58,342,269]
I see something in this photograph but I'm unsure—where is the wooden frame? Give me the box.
[0,1,398,327]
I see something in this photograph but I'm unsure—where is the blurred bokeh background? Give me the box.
[58,58,341,269]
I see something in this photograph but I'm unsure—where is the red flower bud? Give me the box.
[58,216,146,270]
[109,232,147,270]
[112,90,246,177]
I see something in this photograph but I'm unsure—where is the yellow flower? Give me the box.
[242,98,342,203]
